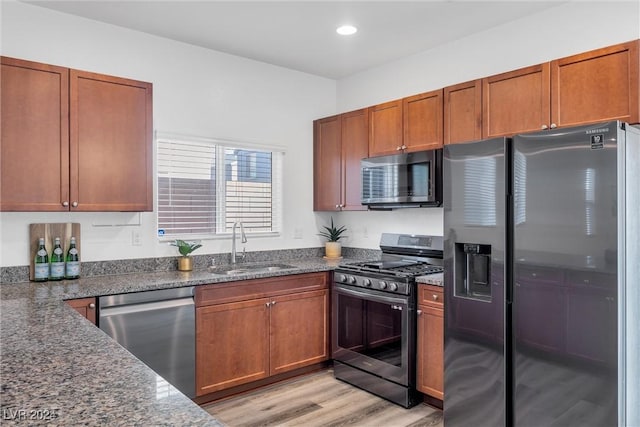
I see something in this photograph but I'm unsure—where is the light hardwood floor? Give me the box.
[202,369,443,427]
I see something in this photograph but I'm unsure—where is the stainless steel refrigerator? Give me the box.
[443,121,639,427]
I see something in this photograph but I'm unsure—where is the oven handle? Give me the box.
[333,283,409,306]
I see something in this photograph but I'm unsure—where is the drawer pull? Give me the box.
[432,294,439,301]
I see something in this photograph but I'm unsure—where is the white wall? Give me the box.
[0,1,336,266]
[332,0,640,248]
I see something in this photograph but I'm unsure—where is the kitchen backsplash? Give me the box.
[0,247,381,285]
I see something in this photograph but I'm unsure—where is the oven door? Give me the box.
[332,282,415,386]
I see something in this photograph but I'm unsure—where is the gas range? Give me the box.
[335,233,444,295]
[332,232,444,408]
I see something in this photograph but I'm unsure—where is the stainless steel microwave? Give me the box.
[361,149,442,209]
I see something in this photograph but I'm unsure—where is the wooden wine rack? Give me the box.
[29,223,81,281]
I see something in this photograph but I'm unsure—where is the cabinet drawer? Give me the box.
[196,272,328,307]
[418,284,444,308]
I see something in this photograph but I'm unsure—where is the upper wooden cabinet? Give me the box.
[551,40,639,128]
[340,109,369,210]
[368,99,403,156]
[70,70,153,211]
[482,63,551,139]
[483,40,639,139]
[369,91,443,157]
[313,109,368,211]
[403,90,443,152]
[444,80,482,145]
[1,56,153,212]
[1,58,70,211]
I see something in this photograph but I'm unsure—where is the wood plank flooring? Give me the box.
[202,369,443,427]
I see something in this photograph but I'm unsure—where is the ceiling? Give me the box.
[23,1,565,79]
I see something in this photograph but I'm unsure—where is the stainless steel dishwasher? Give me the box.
[98,287,195,398]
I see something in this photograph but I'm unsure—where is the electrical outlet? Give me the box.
[131,230,142,246]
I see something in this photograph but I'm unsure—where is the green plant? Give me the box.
[172,239,202,256]
[318,217,347,242]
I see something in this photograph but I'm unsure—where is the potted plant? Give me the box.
[172,239,202,271]
[318,217,347,259]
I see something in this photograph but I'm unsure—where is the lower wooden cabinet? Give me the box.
[416,284,444,400]
[195,273,329,397]
[65,297,97,324]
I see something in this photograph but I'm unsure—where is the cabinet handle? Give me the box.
[417,309,423,315]
[550,123,557,129]
[271,301,276,306]
[62,201,69,207]
[88,303,96,309]
[396,146,402,151]
[401,145,407,150]
[541,124,548,130]
[72,201,78,207]
[265,302,271,307]
[432,294,439,301]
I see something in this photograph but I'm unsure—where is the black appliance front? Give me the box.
[332,282,419,408]
[443,138,508,427]
[361,149,442,208]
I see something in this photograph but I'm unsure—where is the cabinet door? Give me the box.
[196,298,270,396]
[403,89,443,151]
[551,40,639,127]
[313,115,342,211]
[65,297,96,324]
[416,304,443,400]
[369,99,403,156]
[1,57,70,211]
[70,70,153,211]
[341,108,368,211]
[270,289,329,376]
[482,63,551,138]
[444,79,482,145]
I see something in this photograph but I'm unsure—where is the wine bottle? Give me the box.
[34,237,49,282]
[50,237,65,281]
[65,236,80,280]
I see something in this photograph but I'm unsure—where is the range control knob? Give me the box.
[379,281,387,289]
[348,276,357,284]
[338,274,347,282]
[388,283,398,292]
[363,279,372,287]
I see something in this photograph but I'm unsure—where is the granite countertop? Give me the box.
[416,272,444,287]
[0,256,352,426]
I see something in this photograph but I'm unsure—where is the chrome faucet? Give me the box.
[231,221,247,264]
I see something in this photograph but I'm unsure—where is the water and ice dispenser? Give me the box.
[454,243,492,302]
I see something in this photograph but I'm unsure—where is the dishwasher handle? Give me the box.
[99,297,194,318]
[99,286,194,309]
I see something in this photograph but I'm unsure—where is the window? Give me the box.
[157,134,283,239]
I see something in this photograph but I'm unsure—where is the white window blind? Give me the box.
[157,135,283,238]
[464,156,497,227]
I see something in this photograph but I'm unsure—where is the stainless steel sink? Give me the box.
[208,263,297,276]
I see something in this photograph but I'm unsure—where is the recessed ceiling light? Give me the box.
[336,25,357,36]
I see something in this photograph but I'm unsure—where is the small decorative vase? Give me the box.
[325,242,342,259]
[178,256,193,271]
